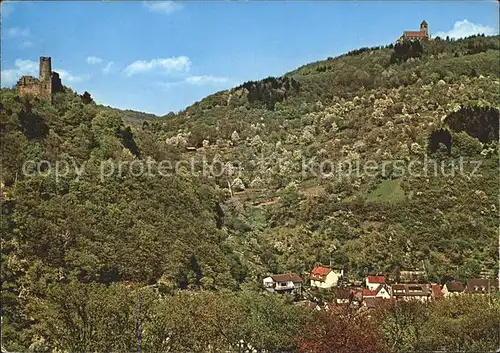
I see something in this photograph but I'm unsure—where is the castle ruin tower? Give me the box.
[39,57,52,82]
[38,57,52,99]
[17,56,61,101]
[420,20,428,36]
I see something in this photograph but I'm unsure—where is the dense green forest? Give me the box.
[1,35,499,351]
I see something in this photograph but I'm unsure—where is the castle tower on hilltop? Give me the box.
[39,56,52,82]
[38,57,53,99]
[420,20,428,36]
[397,20,430,43]
[16,56,63,101]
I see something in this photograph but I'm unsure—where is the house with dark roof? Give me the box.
[464,279,498,294]
[334,288,351,304]
[442,281,465,297]
[310,266,343,289]
[263,273,303,294]
[391,283,431,302]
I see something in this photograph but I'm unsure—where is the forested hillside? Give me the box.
[1,35,499,351]
[150,35,499,282]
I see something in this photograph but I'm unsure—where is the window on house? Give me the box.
[280,282,287,286]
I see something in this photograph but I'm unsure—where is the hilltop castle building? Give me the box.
[16,57,63,101]
[397,21,429,43]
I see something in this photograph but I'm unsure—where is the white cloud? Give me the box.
[124,56,191,76]
[55,69,90,83]
[86,56,103,64]
[102,61,116,75]
[0,59,38,87]
[434,19,498,39]
[184,75,230,85]
[4,27,30,38]
[143,1,182,14]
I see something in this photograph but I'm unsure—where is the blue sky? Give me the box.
[1,1,498,115]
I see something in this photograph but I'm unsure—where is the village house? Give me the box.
[309,266,343,289]
[442,281,465,297]
[391,283,431,302]
[366,275,386,290]
[263,273,303,294]
[464,278,497,294]
[362,285,391,300]
[334,288,354,304]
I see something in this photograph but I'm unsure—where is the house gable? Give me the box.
[310,266,342,288]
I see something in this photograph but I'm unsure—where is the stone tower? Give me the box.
[420,20,428,36]
[38,57,52,99]
[39,57,52,82]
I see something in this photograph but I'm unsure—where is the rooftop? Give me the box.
[269,273,303,283]
[367,275,385,284]
[444,281,465,292]
[403,31,428,38]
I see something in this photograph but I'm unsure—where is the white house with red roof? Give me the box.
[310,266,343,289]
[362,285,391,299]
[366,275,386,291]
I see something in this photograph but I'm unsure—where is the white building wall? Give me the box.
[325,270,342,287]
[375,287,391,299]
[310,270,342,289]
[275,280,294,289]
[367,281,381,291]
